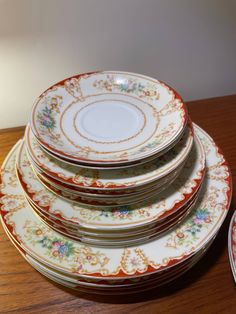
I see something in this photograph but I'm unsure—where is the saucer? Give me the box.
[30,71,187,165]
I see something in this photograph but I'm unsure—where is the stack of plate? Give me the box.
[0,71,232,294]
[228,211,236,282]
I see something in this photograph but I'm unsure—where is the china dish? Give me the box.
[0,71,232,295]
[0,125,231,284]
[3,225,215,294]
[29,159,183,206]
[25,123,193,190]
[30,71,188,165]
[16,129,205,232]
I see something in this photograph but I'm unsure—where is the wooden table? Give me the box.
[0,95,236,314]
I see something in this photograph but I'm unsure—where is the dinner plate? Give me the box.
[3,222,215,292]
[25,238,212,288]
[30,71,187,165]
[16,131,205,231]
[2,218,215,288]
[0,125,231,281]
[25,123,193,190]
[25,256,197,294]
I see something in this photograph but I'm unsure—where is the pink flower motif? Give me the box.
[6,200,17,207]
[86,255,92,261]
[112,211,122,218]
[193,218,203,225]
[130,257,139,266]
[77,264,83,272]
[52,241,61,249]
[72,263,83,273]
[112,207,131,219]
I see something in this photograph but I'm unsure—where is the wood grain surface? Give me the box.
[0,95,236,314]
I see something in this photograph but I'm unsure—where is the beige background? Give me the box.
[0,0,236,128]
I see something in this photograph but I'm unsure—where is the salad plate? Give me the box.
[31,163,181,207]
[0,125,231,280]
[30,71,187,165]
[16,131,205,231]
[32,163,181,197]
[25,123,193,190]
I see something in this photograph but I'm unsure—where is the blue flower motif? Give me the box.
[112,206,132,218]
[58,244,67,255]
[195,210,208,221]
[117,206,130,214]
[37,106,56,130]
[120,82,130,92]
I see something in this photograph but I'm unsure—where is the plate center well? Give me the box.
[74,99,146,144]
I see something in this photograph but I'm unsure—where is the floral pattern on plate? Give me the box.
[0,124,231,279]
[17,131,205,230]
[93,74,160,100]
[5,224,214,290]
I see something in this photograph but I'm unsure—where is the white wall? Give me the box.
[0,0,236,128]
